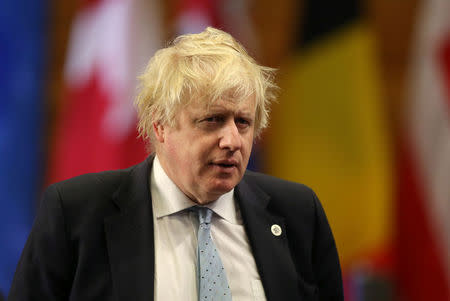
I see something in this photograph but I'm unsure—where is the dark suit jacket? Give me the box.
[9,157,343,301]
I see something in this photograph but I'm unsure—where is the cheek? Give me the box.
[167,140,206,172]
[242,137,254,157]
[192,136,217,156]
[165,140,191,171]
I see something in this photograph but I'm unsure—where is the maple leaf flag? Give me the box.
[48,0,162,183]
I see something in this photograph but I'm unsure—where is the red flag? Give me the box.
[398,0,450,299]
[48,0,162,183]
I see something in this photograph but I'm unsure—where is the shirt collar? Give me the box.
[151,155,239,224]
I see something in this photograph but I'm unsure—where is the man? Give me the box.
[9,27,343,300]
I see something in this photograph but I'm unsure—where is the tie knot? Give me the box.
[195,206,213,225]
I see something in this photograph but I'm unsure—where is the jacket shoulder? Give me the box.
[48,167,132,201]
[41,164,143,229]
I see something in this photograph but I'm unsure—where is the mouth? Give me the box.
[216,163,235,168]
[210,159,239,170]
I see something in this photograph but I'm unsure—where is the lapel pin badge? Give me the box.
[271,224,282,236]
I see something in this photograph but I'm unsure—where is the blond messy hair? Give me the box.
[135,27,278,142]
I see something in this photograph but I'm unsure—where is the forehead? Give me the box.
[183,96,256,116]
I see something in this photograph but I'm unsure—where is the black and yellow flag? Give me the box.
[265,0,393,295]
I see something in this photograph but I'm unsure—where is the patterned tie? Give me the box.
[195,206,232,301]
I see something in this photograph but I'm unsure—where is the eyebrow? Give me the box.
[205,105,254,115]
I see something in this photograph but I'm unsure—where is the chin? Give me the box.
[209,181,237,195]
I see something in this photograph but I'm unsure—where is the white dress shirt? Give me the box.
[151,156,267,301]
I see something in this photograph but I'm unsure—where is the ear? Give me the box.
[153,122,165,143]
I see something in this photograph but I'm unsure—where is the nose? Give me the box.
[219,120,242,151]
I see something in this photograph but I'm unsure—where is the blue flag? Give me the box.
[0,0,47,295]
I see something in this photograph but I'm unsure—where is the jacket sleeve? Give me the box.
[311,191,344,301]
[8,184,74,301]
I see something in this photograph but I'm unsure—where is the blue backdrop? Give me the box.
[0,0,47,295]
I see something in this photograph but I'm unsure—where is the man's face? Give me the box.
[155,97,256,204]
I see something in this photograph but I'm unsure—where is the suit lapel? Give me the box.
[104,157,155,301]
[236,176,301,301]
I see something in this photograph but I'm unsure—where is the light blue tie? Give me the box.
[195,207,232,301]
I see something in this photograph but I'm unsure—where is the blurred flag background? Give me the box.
[265,0,394,300]
[397,0,450,300]
[1,0,449,300]
[47,0,161,183]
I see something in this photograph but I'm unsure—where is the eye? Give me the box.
[235,117,251,129]
[203,115,224,123]
[198,115,225,130]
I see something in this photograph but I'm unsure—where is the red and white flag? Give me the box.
[48,0,162,183]
[398,0,450,299]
